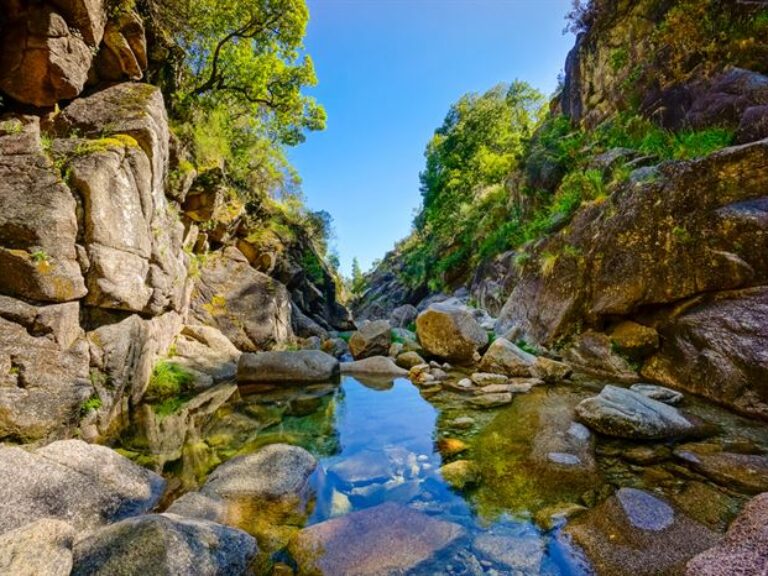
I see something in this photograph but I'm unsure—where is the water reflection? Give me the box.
[122,372,768,575]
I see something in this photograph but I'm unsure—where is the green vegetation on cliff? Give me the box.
[377,0,764,295]
[138,0,342,295]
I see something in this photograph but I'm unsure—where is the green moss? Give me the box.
[539,252,559,277]
[152,397,187,417]
[300,250,325,286]
[30,250,49,263]
[672,225,693,244]
[0,119,23,134]
[75,134,139,156]
[80,395,102,415]
[145,361,195,403]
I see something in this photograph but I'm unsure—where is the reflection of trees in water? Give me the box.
[120,382,344,500]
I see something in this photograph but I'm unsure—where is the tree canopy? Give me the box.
[405,81,546,289]
[141,0,325,202]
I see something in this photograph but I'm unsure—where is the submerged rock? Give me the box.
[478,338,535,377]
[416,303,488,364]
[686,492,768,576]
[0,518,74,576]
[674,444,768,494]
[202,443,316,502]
[340,356,408,377]
[0,440,165,535]
[237,350,339,384]
[575,385,699,440]
[531,355,572,383]
[566,488,720,576]
[71,513,257,576]
[348,320,392,359]
[395,351,426,369]
[631,383,684,405]
[473,533,545,573]
[469,392,513,408]
[440,460,479,489]
[293,502,464,575]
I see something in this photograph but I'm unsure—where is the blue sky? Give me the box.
[288,0,575,276]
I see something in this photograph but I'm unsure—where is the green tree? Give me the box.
[148,0,326,143]
[409,81,546,288]
[350,257,366,296]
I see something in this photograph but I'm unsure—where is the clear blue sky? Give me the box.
[288,0,575,276]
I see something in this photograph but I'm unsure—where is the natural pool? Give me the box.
[120,373,768,575]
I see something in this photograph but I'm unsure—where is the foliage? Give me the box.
[300,249,325,286]
[30,250,49,263]
[591,114,734,161]
[152,397,187,417]
[653,0,768,83]
[403,81,546,289]
[145,361,195,402]
[80,395,103,415]
[349,257,367,297]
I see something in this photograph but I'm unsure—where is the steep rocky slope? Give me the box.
[0,0,350,443]
[356,0,768,419]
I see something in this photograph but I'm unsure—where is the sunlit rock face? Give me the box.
[495,140,768,417]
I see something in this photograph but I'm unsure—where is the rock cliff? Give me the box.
[0,0,350,443]
[357,0,768,419]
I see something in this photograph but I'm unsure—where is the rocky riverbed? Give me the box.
[2,293,768,575]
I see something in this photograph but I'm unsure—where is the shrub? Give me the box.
[145,361,195,402]
[80,395,102,415]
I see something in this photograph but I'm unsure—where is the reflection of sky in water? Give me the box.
[305,376,590,575]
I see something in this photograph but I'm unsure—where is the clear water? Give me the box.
[122,373,768,575]
[303,377,590,574]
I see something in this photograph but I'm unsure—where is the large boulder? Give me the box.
[0,518,74,576]
[0,117,86,302]
[478,337,535,376]
[237,351,338,384]
[416,303,488,364]
[685,68,768,131]
[495,139,768,351]
[643,287,768,420]
[566,488,720,576]
[563,330,640,382]
[71,514,257,576]
[0,297,90,442]
[60,84,188,315]
[0,3,97,107]
[686,492,768,576]
[191,247,293,352]
[0,440,165,535]
[293,502,464,575]
[171,324,241,383]
[389,304,418,328]
[575,385,699,440]
[86,311,182,440]
[59,83,169,195]
[96,10,148,81]
[202,444,317,502]
[340,356,409,377]
[348,320,392,359]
